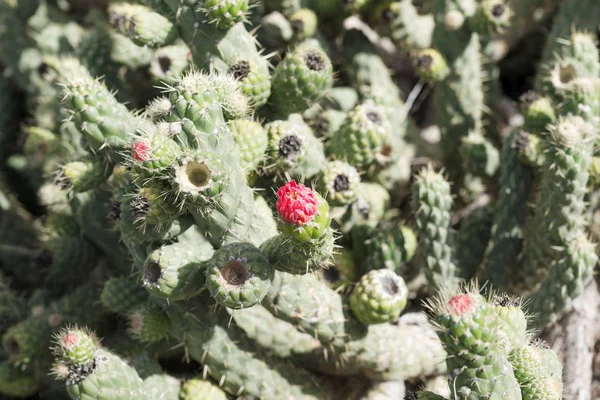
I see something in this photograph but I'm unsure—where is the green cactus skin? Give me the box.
[483,131,533,291]
[289,8,318,42]
[203,0,250,29]
[108,3,177,48]
[289,115,327,179]
[491,295,528,349]
[412,49,450,81]
[231,305,321,359]
[57,155,113,193]
[143,374,181,400]
[56,58,140,159]
[432,291,522,400]
[269,42,333,116]
[179,378,228,400]
[130,126,183,175]
[46,235,99,285]
[128,305,171,343]
[109,32,154,69]
[361,224,417,277]
[526,234,597,328]
[328,102,391,171]
[228,56,272,108]
[520,93,556,135]
[260,230,335,274]
[412,166,457,291]
[459,133,500,179]
[0,278,27,334]
[349,269,408,326]
[309,109,347,139]
[536,1,600,92]
[469,0,512,35]
[0,361,40,398]
[375,0,434,50]
[166,294,333,400]
[206,242,274,309]
[2,317,52,365]
[150,43,191,85]
[510,345,563,400]
[455,204,493,280]
[518,116,593,293]
[101,278,150,317]
[228,119,268,172]
[142,242,214,301]
[513,131,546,168]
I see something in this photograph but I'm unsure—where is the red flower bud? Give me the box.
[276,180,318,226]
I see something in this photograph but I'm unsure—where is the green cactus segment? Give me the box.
[0,361,40,398]
[376,0,434,49]
[417,392,449,400]
[412,49,450,81]
[53,327,97,365]
[430,5,484,185]
[510,345,563,400]
[228,57,272,108]
[64,349,146,399]
[179,378,227,400]
[143,374,181,400]
[350,269,408,326]
[228,119,268,172]
[460,133,500,178]
[318,248,356,289]
[101,278,150,316]
[433,292,522,400]
[317,161,360,206]
[264,120,306,172]
[203,0,250,29]
[128,305,171,343]
[492,296,528,348]
[289,9,318,41]
[57,156,112,193]
[455,205,493,280]
[142,242,214,301]
[269,42,333,116]
[260,230,335,274]
[520,93,556,135]
[483,131,533,291]
[2,317,51,364]
[56,58,139,157]
[231,305,321,359]
[206,243,274,309]
[150,43,191,85]
[362,225,417,277]
[469,0,512,35]
[537,1,600,90]
[526,234,597,328]
[412,166,456,290]
[108,3,177,48]
[329,102,391,170]
[130,126,182,174]
[513,131,545,168]
[46,235,99,282]
[519,116,593,292]
[166,295,329,400]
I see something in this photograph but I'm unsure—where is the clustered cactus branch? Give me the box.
[0,0,599,399]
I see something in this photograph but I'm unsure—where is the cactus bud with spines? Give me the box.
[149,43,191,85]
[206,242,273,309]
[412,49,450,82]
[52,326,97,365]
[108,3,177,48]
[349,269,408,326]
[289,9,318,41]
[264,120,306,172]
[127,305,170,343]
[101,278,150,316]
[203,0,250,29]
[269,42,334,116]
[56,155,113,193]
[317,160,360,206]
[469,0,512,35]
[519,92,556,135]
[227,57,272,108]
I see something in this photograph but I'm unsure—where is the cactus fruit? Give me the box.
[349,269,408,326]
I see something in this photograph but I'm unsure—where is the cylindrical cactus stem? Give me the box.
[53,57,142,159]
[518,116,594,292]
[455,203,493,280]
[513,131,545,168]
[411,165,457,291]
[526,234,597,328]
[206,242,274,309]
[483,130,533,291]
[459,133,500,179]
[269,41,334,116]
[165,293,334,399]
[101,277,150,316]
[509,343,564,400]
[429,289,522,399]
[349,269,408,326]
[228,119,269,173]
[127,305,171,343]
[373,0,435,50]
[142,242,214,301]
[360,224,417,277]
[108,3,177,48]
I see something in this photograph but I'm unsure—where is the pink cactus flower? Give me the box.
[276,181,318,226]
